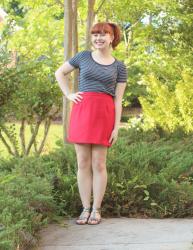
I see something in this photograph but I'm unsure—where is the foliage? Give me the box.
[0,1,193,249]
[0,46,62,157]
[1,128,193,248]
[105,127,193,217]
[0,163,56,250]
[139,70,193,133]
[1,0,193,137]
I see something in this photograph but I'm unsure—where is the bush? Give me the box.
[0,48,62,157]
[104,128,193,217]
[139,71,193,133]
[1,129,193,249]
[0,159,56,250]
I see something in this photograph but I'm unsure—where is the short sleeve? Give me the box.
[117,61,128,83]
[68,51,84,69]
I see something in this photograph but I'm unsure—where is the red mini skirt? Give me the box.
[67,91,115,147]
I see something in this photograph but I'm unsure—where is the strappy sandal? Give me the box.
[76,207,91,225]
[87,207,102,225]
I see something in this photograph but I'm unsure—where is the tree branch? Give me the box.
[19,118,26,155]
[0,125,19,156]
[30,124,38,153]
[94,0,106,15]
[26,118,42,155]
[37,118,51,155]
[0,131,15,156]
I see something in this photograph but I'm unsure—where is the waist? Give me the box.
[81,91,114,98]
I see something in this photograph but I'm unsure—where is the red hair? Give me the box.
[90,22,121,50]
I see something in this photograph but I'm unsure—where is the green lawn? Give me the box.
[0,122,64,159]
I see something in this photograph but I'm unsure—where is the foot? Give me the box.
[76,207,91,225]
[88,207,101,225]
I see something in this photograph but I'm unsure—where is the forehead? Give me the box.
[91,23,113,35]
[91,31,109,35]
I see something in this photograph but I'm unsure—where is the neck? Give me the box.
[94,48,112,57]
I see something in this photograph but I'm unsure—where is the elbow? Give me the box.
[55,68,68,78]
[55,69,63,80]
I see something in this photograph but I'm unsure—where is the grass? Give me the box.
[0,122,64,159]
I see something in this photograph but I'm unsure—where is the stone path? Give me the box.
[36,217,193,250]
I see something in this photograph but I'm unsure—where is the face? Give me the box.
[91,32,114,50]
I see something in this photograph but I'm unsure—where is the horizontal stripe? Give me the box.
[68,50,128,97]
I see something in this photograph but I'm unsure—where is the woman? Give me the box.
[55,22,127,225]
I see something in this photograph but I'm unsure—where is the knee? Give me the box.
[78,157,91,171]
[92,161,106,172]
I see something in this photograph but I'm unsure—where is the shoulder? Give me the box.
[74,50,90,57]
[116,59,128,82]
[68,50,90,67]
[116,59,127,69]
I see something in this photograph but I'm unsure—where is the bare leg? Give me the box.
[74,143,92,209]
[89,144,108,224]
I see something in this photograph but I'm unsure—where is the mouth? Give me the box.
[95,42,105,45]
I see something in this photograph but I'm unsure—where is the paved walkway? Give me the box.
[36,217,193,250]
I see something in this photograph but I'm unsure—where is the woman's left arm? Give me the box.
[108,82,127,145]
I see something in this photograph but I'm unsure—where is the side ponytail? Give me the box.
[108,23,121,50]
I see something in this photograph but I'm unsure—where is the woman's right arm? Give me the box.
[55,61,83,103]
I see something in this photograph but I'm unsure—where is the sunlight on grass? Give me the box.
[0,122,64,159]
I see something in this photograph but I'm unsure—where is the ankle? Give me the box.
[91,207,101,214]
[92,206,101,210]
[82,206,91,212]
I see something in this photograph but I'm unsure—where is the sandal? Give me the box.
[76,207,91,225]
[87,207,102,225]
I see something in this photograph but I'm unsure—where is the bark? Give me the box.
[85,0,96,50]
[0,125,19,156]
[19,118,26,155]
[37,118,51,155]
[63,0,73,143]
[30,124,38,153]
[26,119,42,155]
[72,0,79,93]
[0,130,15,156]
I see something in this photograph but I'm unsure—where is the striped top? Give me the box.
[68,50,127,97]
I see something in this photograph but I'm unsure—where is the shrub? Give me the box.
[1,129,193,249]
[139,71,193,133]
[0,161,56,250]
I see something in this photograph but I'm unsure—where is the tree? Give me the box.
[0,48,61,156]
[85,0,95,49]
[63,0,73,143]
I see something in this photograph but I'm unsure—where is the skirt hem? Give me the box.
[67,138,112,147]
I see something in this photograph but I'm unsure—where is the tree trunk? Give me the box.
[63,0,73,143]
[72,0,79,93]
[85,0,96,50]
